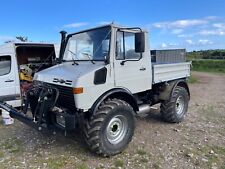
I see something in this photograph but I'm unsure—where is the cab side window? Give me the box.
[0,56,11,76]
[116,31,141,60]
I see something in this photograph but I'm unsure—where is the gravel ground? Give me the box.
[0,71,225,169]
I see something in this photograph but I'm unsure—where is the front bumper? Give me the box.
[0,102,77,132]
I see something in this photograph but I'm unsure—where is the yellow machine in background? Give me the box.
[19,65,33,82]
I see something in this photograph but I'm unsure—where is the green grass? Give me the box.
[137,148,147,156]
[0,151,4,158]
[0,137,23,154]
[153,162,162,169]
[183,145,225,168]
[200,105,225,124]
[76,163,88,169]
[45,157,68,169]
[191,60,225,74]
[188,75,198,84]
[139,157,148,163]
[114,159,124,168]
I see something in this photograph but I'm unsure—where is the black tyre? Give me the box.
[83,98,136,156]
[160,86,189,123]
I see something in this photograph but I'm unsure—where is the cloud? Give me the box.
[172,29,183,34]
[152,19,208,29]
[198,39,213,45]
[63,22,89,28]
[184,39,213,46]
[178,34,194,38]
[205,16,219,20]
[198,29,225,36]
[172,19,208,28]
[213,23,225,29]
[150,16,223,50]
[160,42,178,48]
[161,42,168,48]
[186,39,194,45]
[197,21,225,36]
[98,21,112,25]
[151,16,222,38]
[0,35,16,42]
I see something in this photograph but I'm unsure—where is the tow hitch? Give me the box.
[0,102,39,129]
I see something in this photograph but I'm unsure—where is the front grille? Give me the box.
[47,83,76,112]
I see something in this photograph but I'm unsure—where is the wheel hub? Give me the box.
[106,115,128,145]
[176,96,185,115]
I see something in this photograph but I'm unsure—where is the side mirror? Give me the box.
[135,32,145,53]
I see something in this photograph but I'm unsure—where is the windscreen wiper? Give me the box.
[68,50,79,65]
[81,52,95,64]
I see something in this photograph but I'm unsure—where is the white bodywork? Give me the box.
[0,43,21,107]
[152,62,191,84]
[0,42,59,107]
[113,30,152,94]
[35,62,115,110]
[34,24,190,111]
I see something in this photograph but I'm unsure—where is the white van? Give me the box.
[0,42,59,107]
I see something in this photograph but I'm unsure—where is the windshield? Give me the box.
[64,26,111,61]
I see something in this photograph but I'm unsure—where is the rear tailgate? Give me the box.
[152,62,191,84]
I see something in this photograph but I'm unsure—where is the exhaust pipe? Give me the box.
[59,31,67,62]
[137,104,158,114]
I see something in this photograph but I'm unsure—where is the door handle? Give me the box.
[5,79,14,82]
[139,67,146,71]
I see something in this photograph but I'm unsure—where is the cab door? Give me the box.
[114,31,151,93]
[0,55,17,102]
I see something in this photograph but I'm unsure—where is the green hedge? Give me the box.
[191,60,225,73]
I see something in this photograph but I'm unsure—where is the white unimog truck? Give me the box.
[0,24,191,156]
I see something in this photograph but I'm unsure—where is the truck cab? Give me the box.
[34,25,153,110]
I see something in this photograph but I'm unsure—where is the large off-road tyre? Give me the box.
[160,86,189,123]
[83,98,136,157]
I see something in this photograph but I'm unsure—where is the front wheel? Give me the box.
[83,98,136,156]
[160,86,189,123]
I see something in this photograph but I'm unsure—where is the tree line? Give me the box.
[188,50,225,60]
[4,36,28,43]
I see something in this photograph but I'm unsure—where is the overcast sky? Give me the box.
[0,0,225,51]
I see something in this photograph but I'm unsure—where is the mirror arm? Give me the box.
[105,57,110,65]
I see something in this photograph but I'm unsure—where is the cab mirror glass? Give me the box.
[135,32,145,53]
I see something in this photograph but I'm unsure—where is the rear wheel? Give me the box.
[160,86,189,123]
[83,98,136,156]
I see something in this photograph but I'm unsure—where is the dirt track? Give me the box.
[0,71,225,169]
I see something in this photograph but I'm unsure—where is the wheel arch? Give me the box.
[173,80,190,99]
[158,78,190,101]
[90,88,139,115]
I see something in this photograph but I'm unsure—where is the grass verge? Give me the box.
[183,145,225,168]
[188,75,198,84]
[191,60,225,74]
